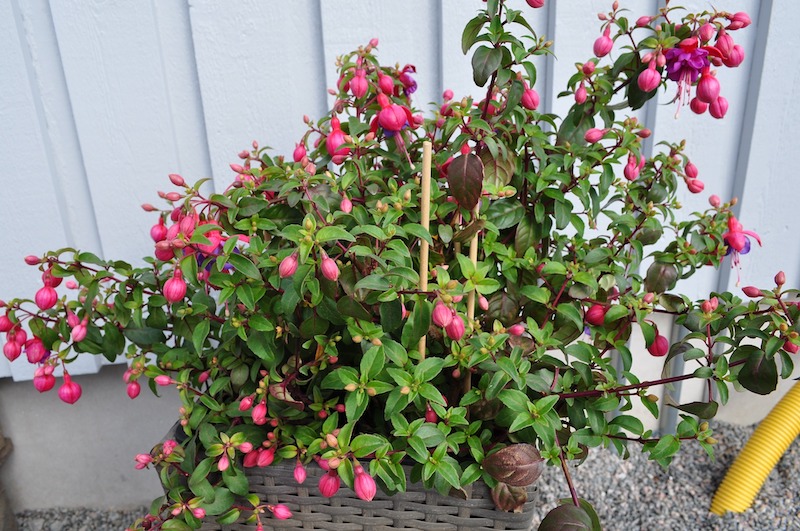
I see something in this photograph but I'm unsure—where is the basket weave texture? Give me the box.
[199,460,537,531]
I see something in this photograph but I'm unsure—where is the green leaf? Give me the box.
[317,225,356,243]
[609,415,644,436]
[403,223,434,246]
[472,46,502,87]
[226,253,262,280]
[556,303,584,330]
[486,198,524,230]
[737,348,778,395]
[351,434,390,457]
[203,487,235,516]
[192,319,211,354]
[446,154,484,210]
[671,400,718,419]
[123,327,166,347]
[603,305,629,324]
[649,435,681,461]
[521,285,550,304]
[462,14,487,54]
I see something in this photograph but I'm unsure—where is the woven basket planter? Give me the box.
[199,461,538,530]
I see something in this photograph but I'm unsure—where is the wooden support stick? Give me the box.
[417,141,433,359]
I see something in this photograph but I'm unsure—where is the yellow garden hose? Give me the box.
[711,382,800,514]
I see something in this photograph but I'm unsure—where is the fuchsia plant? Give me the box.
[0,2,793,530]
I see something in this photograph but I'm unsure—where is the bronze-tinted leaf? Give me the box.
[447,153,484,210]
[538,504,593,531]
[269,383,304,410]
[644,261,677,294]
[482,444,544,487]
[490,481,528,513]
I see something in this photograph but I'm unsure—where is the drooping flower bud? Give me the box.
[690,97,708,115]
[686,178,705,194]
[521,86,540,110]
[293,143,307,163]
[326,117,351,164]
[243,450,259,468]
[124,380,141,399]
[217,454,230,472]
[279,253,299,278]
[728,11,752,29]
[294,461,307,484]
[318,471,341,497]
[525,0,544,7]
[637,61,660,92]
[163,269,187,303]
[71,321,88,343]
[585,304,607,326]
[696,71,720,104]
[377,93,410,132]
[425,403,438,423]
[709,96,729,119]
[257,446,276,467]
[508,324,525,336]
[445,314,465,341]
[0,315,12,333]
[134,453,153,470]
[478,295,489,311]
[584,128,608,143]
[647,334,669,357]
[784,340,799,354]
[270,504,293,520]
[58,373,82,404]
[742,286,761,298]
[636,16,651,28]
[340,196,353,214]
[685,162,699,179]
[320,252,340,282]
[354,467,377,501]
[574,82,587,104]
[252,400,268,425]
[150,218,167,242]
[35,286,58,310]
[33,366,56,392]
[582,62,595,76]
[350,69,368,99]
[593,27,613,57]
[378,73,394,95]
[698,23,715,43]
[432,303,453,328]
[25,338,47,363]
[723,45,745,68]
[3,341,21,362]
[239,395,254,411]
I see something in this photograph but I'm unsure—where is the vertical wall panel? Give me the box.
[48,0,187,264]
[189,0,328,184]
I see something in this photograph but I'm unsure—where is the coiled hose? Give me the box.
[710,382,800,514]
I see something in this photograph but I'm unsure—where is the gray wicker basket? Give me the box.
[200,460,537,531]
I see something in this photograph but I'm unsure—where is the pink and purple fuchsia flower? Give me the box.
[722,215,762,283]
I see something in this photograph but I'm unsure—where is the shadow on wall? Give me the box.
[0,365,181,511]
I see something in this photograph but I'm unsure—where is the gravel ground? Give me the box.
[14,422,800,530]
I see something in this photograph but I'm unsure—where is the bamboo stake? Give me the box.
[417,141,433,359]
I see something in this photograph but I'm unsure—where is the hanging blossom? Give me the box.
[664,37,711,112]
[722,215,761,284]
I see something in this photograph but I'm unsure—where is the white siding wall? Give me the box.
[1,1,798,415]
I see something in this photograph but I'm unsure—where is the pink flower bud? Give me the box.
[716,31,734,58]
[238,442,253,454]
[3,341,21,362]
[58,373,82,404]
[442,89,454,101]
[690,97,708,115]
[150,220,167,242]
[742,286,761,298]
[252,400,267,424]
[320,253,340,282]
[425,403,438,423]
[243,450,259,468]
[293,143,307,163]
[637,61,660,92]
[521,87,539,110]
[134,453,153,469]
[432,303,453,328]
[127,381,141,399]
[24,255,41,265]
[0,315,12,333]
[701,300,713,314]
[582,62,596,76]
[636,16,651,28]
[585,304,607,326]
[784,341,799,354]
[256,446,277,467]
[445,315,465,341]
[294,461,307,484]
[141,203,158,212]
[25,338,47,363]
[164,192,182,202]
[163,269,187,303]
[14,329,27,345]
[35,286,58,311]
[574,82,587,104]
[239,395,254,411]
[775,271,786,286]
[340,196,353,214]
[271,504,293,520]
[648,334,669,357]
[685,162,699,179]
[584,128,608,143]
[696,72,720,104]
[154,375,172,386]
[478,295,489,311]
[723,45,745,68]
[508,324,525,336]
[71,323,87,343]
[593,27,613,57]
[191,508,206,519]
[643,292,655,304]
[686,178,705,194]
[33,368,56,393]
[217,454,230,472]
[230,163,245,174]
[354,469,377,501]
[279,253,299,278]
[168,174,185,187]
[525,0,544,7]
[378,74,394,94]
[709,195,721,208]
[708,96,728,120]
[350,69,368,99]
[319,471,341,497]
[729,12,751,29]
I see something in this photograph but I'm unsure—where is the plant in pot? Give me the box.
[0,1,785,529]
